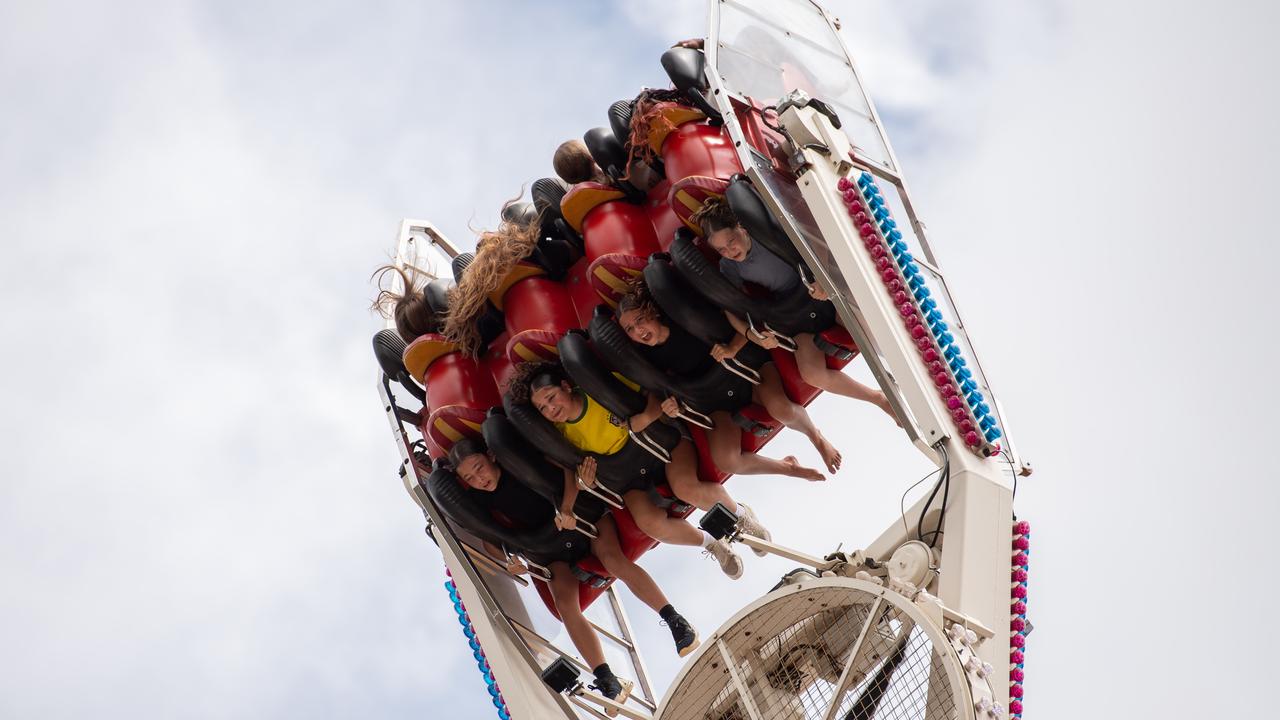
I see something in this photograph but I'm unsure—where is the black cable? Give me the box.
[927,445,951,548]
[915,443,950,547]
[1001,449,1019,505]
[900,465,942,540]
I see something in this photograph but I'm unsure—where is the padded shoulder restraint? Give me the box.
[724,174,805,269]
[483,413,606,522]
[502,200,539,226]
[659,46,723,122]
[584,126,628,179]
[557,330,646,420]
[532,177,570,221]
[425,463,585,562]
[452,252,474,283]
[501,392,673,497]
[424,277,453,316]
[608,99,633,150]
[588,305,749,415]
[372,329,425,403]
[642,254,736,347]
[669,228,811,329]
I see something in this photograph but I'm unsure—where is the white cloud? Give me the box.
[3,1,1277,718]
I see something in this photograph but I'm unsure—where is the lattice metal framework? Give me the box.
[658,580,965,720]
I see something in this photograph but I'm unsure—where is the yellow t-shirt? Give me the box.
[557,390,629,456]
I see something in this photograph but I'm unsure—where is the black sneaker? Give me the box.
[589,674,632,717]
[664,613,701,658]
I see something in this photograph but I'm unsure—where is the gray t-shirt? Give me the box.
[719,241,802,296]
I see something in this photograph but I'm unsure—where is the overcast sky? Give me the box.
[3,1,1277,718]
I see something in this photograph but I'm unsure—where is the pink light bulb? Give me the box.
[952,407,969,422]
[860,223,877,237]
[959,419,974,433]
[965,431,981,446]
[854,211,870,224]
[1010,685,1024,698]
[923,348,939,362]
[1012,601,1026,614]
[1012,585,1027,599]
[916,337,932,351]
[887,279,904,293]
[1015,521,1031,535]
[1010,634,1025,648]
[1011,669,1024,682]
[1012,569,1027,582]
[838,177,853,191]
[1013,537,1030,550]
[882,268,898,283]
[841,188,857,203]
[1013,553,1028,566]
[942,383,959,398]
[947,396,962,410]
[894,290,910,304]
[1011,618,1025,632]
[934,371,951,387]
[871,244,887,258]
[1010,700,1023,714]
[876,256,891,270]
[1010,650,1024,664]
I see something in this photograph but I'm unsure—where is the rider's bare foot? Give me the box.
[813,435,842,474]
[782,455,825,482]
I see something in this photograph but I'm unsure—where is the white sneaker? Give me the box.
[705,538,744,579]
[737,503,771,557]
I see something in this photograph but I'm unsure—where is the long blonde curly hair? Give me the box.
[443,218,541,358]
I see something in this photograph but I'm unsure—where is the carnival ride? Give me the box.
[372,2,1033,718]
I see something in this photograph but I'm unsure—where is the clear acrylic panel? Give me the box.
[714,0,894,170]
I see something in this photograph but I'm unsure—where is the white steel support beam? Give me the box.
[780,105,1015,709]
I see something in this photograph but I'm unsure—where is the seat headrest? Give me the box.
[667,175,729,234]
[402,332,458,383]
[560,182,626,233]
[645,103,707,154]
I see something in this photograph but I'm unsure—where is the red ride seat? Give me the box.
[403,334,500,458]
[561,181,662,308]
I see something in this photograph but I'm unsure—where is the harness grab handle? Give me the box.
[720,357,763,385]
[675,399,715,430]
[572,515,599,540]
[577,477,625,509]
[629,428,673,464]
[747,313,798,353]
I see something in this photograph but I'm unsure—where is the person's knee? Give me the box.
[713,448,745,474]
[763,396,799,424]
